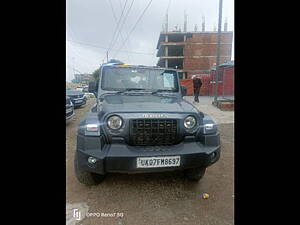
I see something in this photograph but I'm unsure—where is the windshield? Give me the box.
[101,67,179,92]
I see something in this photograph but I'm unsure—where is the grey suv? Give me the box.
[74,63,220,185]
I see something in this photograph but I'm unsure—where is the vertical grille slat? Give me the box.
[130,119,178,146]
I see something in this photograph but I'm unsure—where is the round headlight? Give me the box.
[107,115,123,130]
[184,116,197,129]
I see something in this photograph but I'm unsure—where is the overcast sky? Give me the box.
[66,0,234,81]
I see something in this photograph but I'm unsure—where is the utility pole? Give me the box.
[213,0,223,105]
[165,13,168,32]
[183,10,187,32]
[106,51,109,63]
[72,57,76,82]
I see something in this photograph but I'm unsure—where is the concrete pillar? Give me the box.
[224,22,228,31]
[165,46,168,56]
[165,35,168,42]
[184,35,186,42]
[224,17,228,31]
[165,59,168,68]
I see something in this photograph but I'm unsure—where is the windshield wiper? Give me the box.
[151,89,175,94]
[115,88,150,94]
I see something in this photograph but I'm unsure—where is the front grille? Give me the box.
[69,95,83,99]
[130,119,178,146]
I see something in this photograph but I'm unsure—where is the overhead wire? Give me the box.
[113,0,135,52]
[67,26,97,72]
[147,0,172,66]
[105,0,131,63]
[106,0,128,50]
[68,0,154,69]
[67,23,109,74]
[113,0,153,58]
[68,39,153,55]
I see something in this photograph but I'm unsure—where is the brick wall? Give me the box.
[180,75,212,96]
[184,44,231,56]
[184,56,231,71]
[180,79,194,96]
[185,33,233,43]
[183,32,233,72]
[181,66,234,96]
[209,66,234,95]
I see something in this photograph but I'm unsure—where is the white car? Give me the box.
[76,87,84,92]
[84,93,95,98]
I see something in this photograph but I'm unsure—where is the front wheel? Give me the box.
[184,167,206,181]
[74,152,105,185]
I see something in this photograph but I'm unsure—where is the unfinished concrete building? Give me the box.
[156,31,233,79]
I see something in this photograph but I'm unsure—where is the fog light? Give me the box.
[88,157,97,164]
[204,124,214,130]
[86,124,99,132]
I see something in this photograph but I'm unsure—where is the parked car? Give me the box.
[84,92,95,99]
[66,89,87,108]
[74,64,220,185]
[76,85,89,92]
[76,87,84,92]
[66,96,75,121]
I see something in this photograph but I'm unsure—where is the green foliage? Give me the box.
[92,59,124,82]
[92,68,100,81]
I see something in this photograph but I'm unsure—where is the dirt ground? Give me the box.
[66,98,234,225]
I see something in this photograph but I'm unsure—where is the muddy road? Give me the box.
[66,98,234,225]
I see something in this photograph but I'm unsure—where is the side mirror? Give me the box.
[88,81,96,92]
[88,81,98,97]
[181,85,187,96]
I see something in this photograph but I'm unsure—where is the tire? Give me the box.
[184,167,206,181]
[74,152,105,185]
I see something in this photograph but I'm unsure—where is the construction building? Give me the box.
[156,18,233,79]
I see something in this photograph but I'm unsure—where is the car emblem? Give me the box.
[142,114,167,118]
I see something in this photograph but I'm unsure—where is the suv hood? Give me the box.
[100,94,197,113]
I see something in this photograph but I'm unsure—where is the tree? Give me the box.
[92,59,124,81]
[92,68,100,81]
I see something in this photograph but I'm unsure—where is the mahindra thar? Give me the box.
[74,63,220,185]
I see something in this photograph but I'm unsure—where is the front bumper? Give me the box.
[72,98,87,107]
[66,111,75,121]
[76,134,220,175]
[66,106,75,121]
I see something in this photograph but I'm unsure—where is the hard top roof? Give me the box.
[102,63,177,71]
